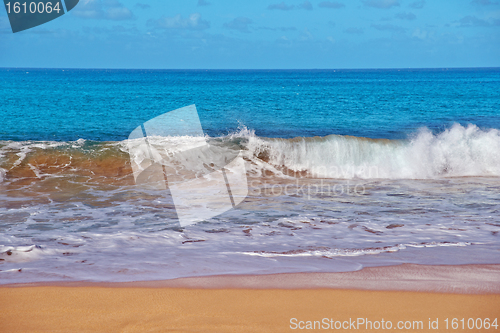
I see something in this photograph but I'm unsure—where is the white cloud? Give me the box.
[72,0,134,20]
[300,27,314,40]
[149,13,210,30]
[412,28,427,39]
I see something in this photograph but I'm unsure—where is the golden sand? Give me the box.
[1,265,499,333]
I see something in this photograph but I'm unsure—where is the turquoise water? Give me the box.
[1,68,499,141]
[1,68,500,284]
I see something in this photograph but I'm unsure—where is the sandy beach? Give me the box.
[1,264,499,333]
[2,0,500,329]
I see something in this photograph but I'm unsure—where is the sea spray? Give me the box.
[244,124,500,179]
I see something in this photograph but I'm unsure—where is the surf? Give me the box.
[243,123,500,179]
[1,123,500,184]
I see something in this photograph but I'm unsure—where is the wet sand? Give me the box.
[1,264,499,333]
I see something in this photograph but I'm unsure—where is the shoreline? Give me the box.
[3,263,500,293]
[1,264,499,332]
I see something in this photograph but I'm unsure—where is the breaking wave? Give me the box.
[243,123,500,179]
[1,123,499,183]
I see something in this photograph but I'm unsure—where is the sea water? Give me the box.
[0,68,499,283]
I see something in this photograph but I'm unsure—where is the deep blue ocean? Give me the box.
[1,68,499,141]
[1,68,500,284]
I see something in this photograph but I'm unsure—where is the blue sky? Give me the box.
[1,0,499,68]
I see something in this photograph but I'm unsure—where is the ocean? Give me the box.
[1,68,500,283]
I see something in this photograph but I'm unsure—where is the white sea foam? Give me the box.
[0,245,49,263]
[5,124,497,182]
[0,168,5,183]
[118,124,500,180]
[0,140,74,170]
[244,124,500,179]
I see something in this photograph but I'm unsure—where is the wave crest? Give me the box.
[1,124,499,182]
[243,124,500,179]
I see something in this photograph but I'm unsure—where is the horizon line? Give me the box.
[1,66,499,71]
